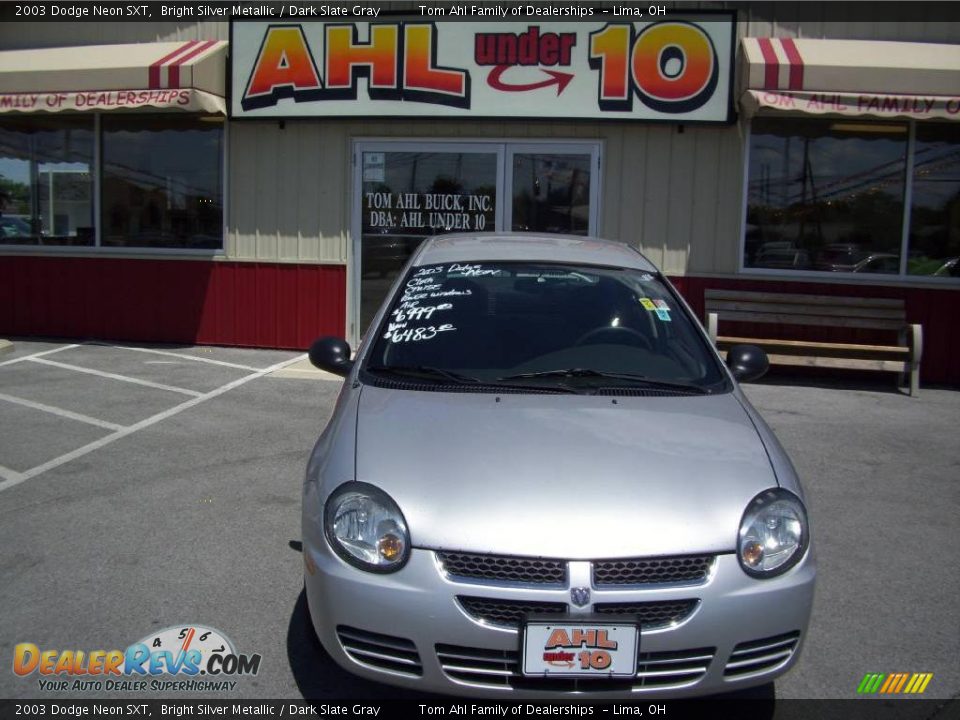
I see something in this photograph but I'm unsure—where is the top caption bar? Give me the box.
[2,1,960,23]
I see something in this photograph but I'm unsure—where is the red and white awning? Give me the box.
[0,41,228,115]
[740,38,960,121]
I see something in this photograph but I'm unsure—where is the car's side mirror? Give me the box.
[726,344,769,383]
[309,337,353,377]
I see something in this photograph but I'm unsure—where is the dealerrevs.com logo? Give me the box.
[13,625,261,692]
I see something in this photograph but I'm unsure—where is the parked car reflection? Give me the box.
[752,245,812,270]
[851,253,900,273]
[0,216,32,239]
[933,257,959,277]
[815,243,865,272]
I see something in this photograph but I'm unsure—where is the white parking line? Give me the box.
[0,344,79,368]
[106,344,264,372]
[0,353,307,493]
[0,465,25,485]
[28,358,204,397]
[0,392,124,431]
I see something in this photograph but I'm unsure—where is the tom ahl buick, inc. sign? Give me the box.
[230,16,734,122]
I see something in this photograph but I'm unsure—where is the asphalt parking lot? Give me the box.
[0,339,957,703]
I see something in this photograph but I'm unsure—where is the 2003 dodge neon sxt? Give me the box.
[302,233,815,698]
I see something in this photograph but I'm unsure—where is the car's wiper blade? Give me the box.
[366,365,482,384]
[367,365,579,393]
[498,368,709,394]
[500,368,609,380]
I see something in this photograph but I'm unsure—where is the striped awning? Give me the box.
[740,38,960,121]
[0,41,228,115]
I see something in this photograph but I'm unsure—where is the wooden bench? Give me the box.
[705,290,923,396]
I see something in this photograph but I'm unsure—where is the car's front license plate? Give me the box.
[522,622,638,677]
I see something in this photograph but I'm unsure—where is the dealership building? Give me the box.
[1,3,958,383]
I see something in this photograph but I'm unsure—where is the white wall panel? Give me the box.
[253,126,279,260]
[228,121,350,264]
[688,128,725,274]
[665,128,698,274]
[227,118,744,274]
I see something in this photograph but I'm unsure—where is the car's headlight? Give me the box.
[324,482,410,573]
[737,488,809,578]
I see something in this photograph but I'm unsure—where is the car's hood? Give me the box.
[355,385,777,558]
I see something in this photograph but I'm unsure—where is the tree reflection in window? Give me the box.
[746,119,907,273]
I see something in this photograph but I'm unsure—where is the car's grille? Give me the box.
[336,626,422,677]
[435,644,519,688]
[438,552,716,587]
[593,599,699,629]
[724,631,800,678]
[435,643,715,691]
[457,596,567,628]
[636,646,716,688]
[593,555,715,586]
[437,551,567,585]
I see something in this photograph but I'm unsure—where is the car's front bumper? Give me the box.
[302,527,815,699]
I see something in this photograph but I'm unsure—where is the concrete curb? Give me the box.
[0,339,13,356]
[268,356,342,381]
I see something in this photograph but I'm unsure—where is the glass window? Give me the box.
[511,153,592,235]
[364,261,727,392]
[746,118,908,274]
[0,115,94,246]
[908,124,960,277]
[101,115,223,249]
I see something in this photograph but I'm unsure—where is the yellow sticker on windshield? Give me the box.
[639,298,656,311]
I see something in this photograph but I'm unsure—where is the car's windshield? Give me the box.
[364,261,728,392]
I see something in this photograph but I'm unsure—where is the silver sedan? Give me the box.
[302,233,815,698]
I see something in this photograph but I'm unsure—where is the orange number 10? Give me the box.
[589,22,719,114]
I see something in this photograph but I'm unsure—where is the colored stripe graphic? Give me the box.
[905,673,934,693]
[780,38,805,90]
[149,41,199,89]
[858,672,932,694]
[757,38,779,90]
[857,673,885,693]
[168,40,217,89]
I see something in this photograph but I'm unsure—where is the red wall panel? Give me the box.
[0,255,954,384]
[0,256,346,350]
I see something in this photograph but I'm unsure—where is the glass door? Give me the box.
[353,142,503,339]
[351,140,601,344]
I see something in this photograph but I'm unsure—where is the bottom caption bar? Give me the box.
[0,700,956,720]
